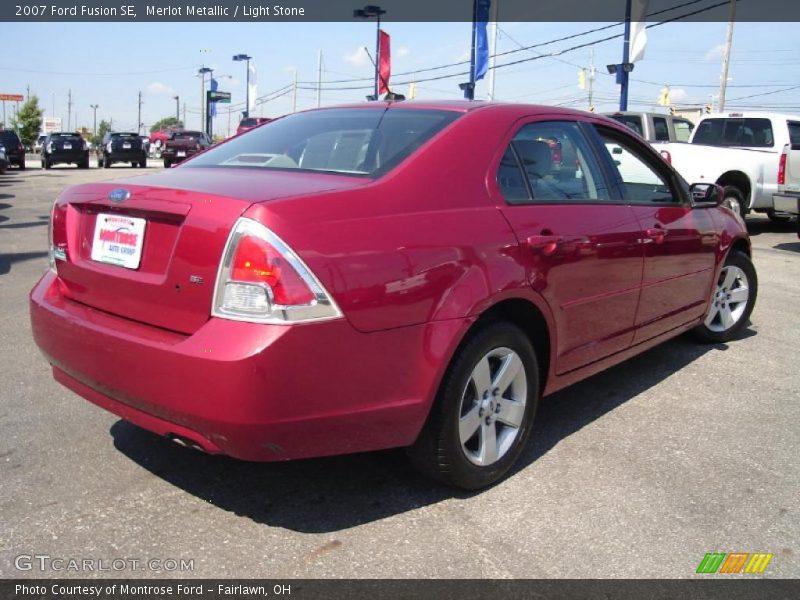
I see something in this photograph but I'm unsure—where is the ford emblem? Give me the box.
[108,188,130,203]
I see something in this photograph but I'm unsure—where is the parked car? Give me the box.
[30,102,757,490]
[236,117,272,136]
[659,111,800,220]
[161,130,211,167]
[149,127,183,157]
[0,145,7,174]
[41,132,90,169]
[98,132,147,168]
[34,134,47,154]
[603,111,695,143]
[0,129,26,169]
[773,143,800,236]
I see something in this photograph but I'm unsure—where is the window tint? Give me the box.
[608,115,643,137]
[652,117,670,142]
[0,131,20,144]
[673,119,693,142]
[187,108,461,177]
[240,118,257,127]
[693,118,774,147]
[497,121,610,204]
[788,121,800,146]
[596,128,677,204]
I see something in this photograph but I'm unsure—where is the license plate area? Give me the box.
[63,143,72,149]
[177,150,186,157]
[123,142,131,149]
[90,213,146,269]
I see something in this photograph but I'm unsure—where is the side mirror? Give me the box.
[689,183,723,208]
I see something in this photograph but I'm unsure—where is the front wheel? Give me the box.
[407,322,539,490]
[694,251,757,343]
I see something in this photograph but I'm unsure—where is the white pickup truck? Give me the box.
[773,143,800,236]
[658,112,800,220]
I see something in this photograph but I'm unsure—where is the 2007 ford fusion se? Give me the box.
[30,102,756,489]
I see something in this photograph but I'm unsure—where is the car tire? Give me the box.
[104,158,111,169]
[721,185,746,220]
[164,160,172,169]
[694,250,757,344]
[44,158,51,170]
[139,158,147,169]
[766,209,793,223]
[407,321,539,490]
[17,159,26,170]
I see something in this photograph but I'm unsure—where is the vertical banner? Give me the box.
[629,0,649,63]
[210,78,218,117]
[378,29,391,95]
[474,0,491,81]
[248,61,258,114]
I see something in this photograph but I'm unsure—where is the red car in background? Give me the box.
[149,126,182,154]
[30,102,756,489]
[236,117,272,136]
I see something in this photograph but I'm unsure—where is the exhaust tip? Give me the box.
[167,434,207,453]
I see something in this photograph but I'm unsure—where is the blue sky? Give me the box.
[1,20,798,136]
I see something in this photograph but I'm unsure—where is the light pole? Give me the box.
[353,5,386,101]
[173,95,180,124]
[89,104,98,137]
[233,54,252,118]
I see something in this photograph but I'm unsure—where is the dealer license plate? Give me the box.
[177,151,186,157]
[90,213,146,269]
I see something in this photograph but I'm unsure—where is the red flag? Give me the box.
[378,29,391,95]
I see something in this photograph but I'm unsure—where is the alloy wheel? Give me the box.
[705,265,750,333]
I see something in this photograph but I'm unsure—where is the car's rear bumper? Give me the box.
[106,150,146,162]
[30,271,461,461]
[162,149,199,162]
[47,151,88,163]
[773,193,800,215]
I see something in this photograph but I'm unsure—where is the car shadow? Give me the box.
[0,220,49,230]
[0,251,48,275]
[774,241,800,253]
[746,217,797,236]
[110,329,756,533]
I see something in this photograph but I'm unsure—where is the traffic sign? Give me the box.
[207,91,231,104]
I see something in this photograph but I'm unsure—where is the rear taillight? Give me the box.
[212,218,341,324]
[778,152,787,186]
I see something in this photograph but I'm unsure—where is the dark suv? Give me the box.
[41,133,90,169]
[162,130,211,167]
[98,132,147,168]
[0,129,26,170]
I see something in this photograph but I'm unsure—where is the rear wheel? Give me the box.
[43,158,51,170]
[407,322,539,490]
[139,158,147,168]
[766,209,793,223]
[721,185,746,220]
[694,251,757,343]
[104,157,111,169]
[164,160,172,169]
[17,159,26,170]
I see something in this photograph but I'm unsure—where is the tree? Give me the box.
[93,119,112,145]
[11,96,44,147]
[150,117,182,133]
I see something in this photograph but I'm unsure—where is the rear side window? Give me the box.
[186,108,461,177]
[497,121,611,204]
[652,117,670,142]
[788,121,800,146]
[673,119,693,142]
[693,118,774,147]
[608,115,643,137]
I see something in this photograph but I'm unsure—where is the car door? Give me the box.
[492,118,645,374]
[590,124,718,343]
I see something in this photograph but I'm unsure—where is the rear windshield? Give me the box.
[0,131,20,144]
[186,107,462,177]
[51,133,83,141]
[692,118,774,147]
[609,115,644,137]
[239,118,257,128]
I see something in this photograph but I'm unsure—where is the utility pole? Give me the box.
[67,89,73,131]
[90,104,98,137]
[487,1,499,100]
[588,48,596,111]
[718,0,736,113]
[619,0,632,111]
[26,84,31,100]
[182,102,186,127]
[292,69,298,113]
[464,0,478,100]
[316,49,323,107]
[137,91,143,134]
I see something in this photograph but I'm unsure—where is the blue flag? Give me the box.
[474,0,491,82]
[210,78,218,117]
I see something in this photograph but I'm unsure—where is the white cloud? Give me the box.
[396,46,411,58]
[670,88,689,103]
[704,43,726,62]
[344,46,370,67]
[146,82,176,96]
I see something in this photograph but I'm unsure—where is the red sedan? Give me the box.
[30,102,756,489]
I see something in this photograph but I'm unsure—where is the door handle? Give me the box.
[526,234,564,256]
[645,227,667,244]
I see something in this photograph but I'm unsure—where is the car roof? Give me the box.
[701,111,800,121]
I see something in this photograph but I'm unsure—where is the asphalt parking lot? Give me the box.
[0,157,798,579]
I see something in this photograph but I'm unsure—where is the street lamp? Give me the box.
[232,54,252,118]
[89,104,99,137]
[353,5,386,101]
